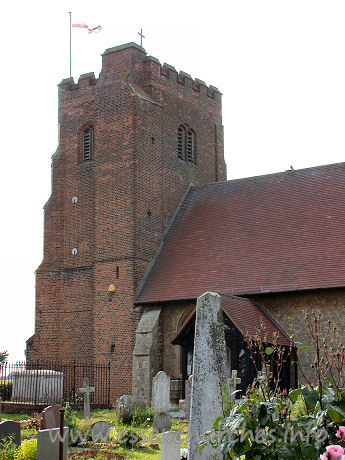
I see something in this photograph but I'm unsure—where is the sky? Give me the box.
[1,0,345,361]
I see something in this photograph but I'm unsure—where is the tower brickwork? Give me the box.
[27,43,226,400]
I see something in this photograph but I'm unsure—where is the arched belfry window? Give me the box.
[82,127,93,162]
[177,125,196,164]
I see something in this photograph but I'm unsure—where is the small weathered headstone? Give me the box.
[161,430,181,460]
[185,375,193,420]
[258,366,273,381]
[152,371,170,413]
[78,378,95,419]
[178,399,186,412]
[153,412,172,432]
[188,292,229,460]
[42,404,64,429]
[36,427,68,460]
[0,421,21,446]
[91,421,111,442]
[115,395,134,423]
[152,371,171,432]
[229,370,241,403]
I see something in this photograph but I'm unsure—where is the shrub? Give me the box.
[131,405,154,426]
[64,403,78,434]
[15,439,37,460]
[0,381,12,401]
[204,311,345,459]
[117,427,143,448]
[0,437,17,460]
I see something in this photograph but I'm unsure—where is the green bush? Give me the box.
[0,381,12,401]
[117,427,143,448]
[131,405,154,426]
[15,439,37,460]
[0,437,17,460]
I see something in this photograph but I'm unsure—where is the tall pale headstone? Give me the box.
[161,430,181,460]
[152,371,171,432]
[152,371,170,413]
[188,292,229,460]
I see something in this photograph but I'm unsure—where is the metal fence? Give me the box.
[0,361,111,407]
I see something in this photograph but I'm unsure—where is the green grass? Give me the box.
[2,409,189,459]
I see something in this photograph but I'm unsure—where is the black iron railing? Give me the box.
[0,360,111,407]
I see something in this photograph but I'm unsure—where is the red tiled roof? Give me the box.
[171,295,290,346]
[135,163,345,304]
[221,295,290,345]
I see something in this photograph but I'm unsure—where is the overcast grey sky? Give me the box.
[1,0,345,361]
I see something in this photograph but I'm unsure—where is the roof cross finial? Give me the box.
[138,28,145,47]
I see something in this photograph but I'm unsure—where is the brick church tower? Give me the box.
[27,43,226,400]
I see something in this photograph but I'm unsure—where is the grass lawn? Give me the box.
[2,408,189,459]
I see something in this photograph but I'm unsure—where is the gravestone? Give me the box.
[161,430,181,460]
[152,371,170,413]
[36,427,68,460]
[42,404,64,429]
[258,366,273,381]
[178,399,186,411]
[115,395,133,423]
[229,370,241,403]
[78,378,95,419]
[91,421,111,442]
[188,292,229,460]
[185,375,193,420]
[0,421,21,446]
[152,371,171,432]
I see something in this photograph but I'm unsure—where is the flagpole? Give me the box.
[69,12,72,77]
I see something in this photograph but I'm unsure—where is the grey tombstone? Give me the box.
[91,421,111,442]
[229,370,241,403]
[185,375,193,420]
[78,378,95,419]
[0,421,21,446]
[42,404,64,429]
[153,412,171,432]
[161,430,181,460]
[188,292,229,460]
[37,427,68,460]
[115,395,134,423]
[152,371,171,432]
[152,371,170,413]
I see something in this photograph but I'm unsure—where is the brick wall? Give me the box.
[27,43,226,402]
[252,288,345,384]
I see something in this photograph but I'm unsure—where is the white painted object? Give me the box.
[11,370,63,404]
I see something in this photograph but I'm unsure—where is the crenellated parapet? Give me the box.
[143,55,221,100]
[57,42,221,102]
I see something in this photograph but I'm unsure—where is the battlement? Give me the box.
[58,42,221,100]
